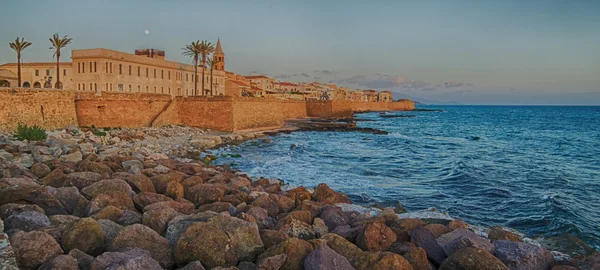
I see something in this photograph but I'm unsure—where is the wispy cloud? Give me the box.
[300,73,310,78]
[274,73,297,79]
[444,81,473,88]
[313,76,322,80]
[314,70,334,75]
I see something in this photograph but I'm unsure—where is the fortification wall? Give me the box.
[232,97,307,131]
[178,96,234,132]
[0,88,79,132]
[307,100,414,118]
[306,100,334,118]
[75,92,171,128]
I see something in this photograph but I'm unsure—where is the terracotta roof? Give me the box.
[228,80,250,87]
[251,86,263,91]
[279,82,297,87]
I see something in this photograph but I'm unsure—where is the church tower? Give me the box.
[213,39,225,71]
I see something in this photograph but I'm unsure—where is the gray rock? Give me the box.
[48,186,89,216]
[66,172,104,190]
[0,229,19,270]
[4,211,51,232]
[91,248,163,270]
[98,219,123,250]
[165,211,220,245]
[178,261,206,270]
[320,205,350,231]
[493,240,554,270]
[411,226,447,266]
[154,165,170,174]
[68,249,95,270]
[62,151,83,163]
[303,243,354,270]
[437,228,494,256]
[37,254,78,270]
[17,153,34,168]
[122,160,143,174]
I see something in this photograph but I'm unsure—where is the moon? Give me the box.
[144,30,150,35]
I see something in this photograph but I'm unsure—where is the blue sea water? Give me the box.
[212,106,600,248]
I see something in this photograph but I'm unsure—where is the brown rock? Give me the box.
[269,194,294,213]
[142,207,182,235]
[448,219,468,230]
[440,247,508,270]
[208,215,265,262]
[0,203,45,220]
[150,172,184,194]
[279,218,316,240]
[247,206,276,229]
[41,169,67,187]
[320,233,364,260]
[356,221,397,252]
[257,238,313,270]
[87,191,135,215]
[260,230,290,249]
[68,249,94,270]
[110,224,175,269]
[165,181,184,199]
[388,218,427,242]
[78,160,113,175]
[9,230,63,270]
[143,200,196,214]
[303,243,354,270]
[37,254,78,270]
[389,242,416,256]
[403,247,429,270]
[91,205,125,221]
[81,179,134,199]
[425,223,451,238]
[489,226,523,242]
[116,209,142,225]
[48,186,89,216]
[257,254,287,270]
[133,192,173,209]
[90,248,162,270]
[124,174,156,193]
[31,163,52,178]
[299,200,324,218]
[312,183,351,205]
[198,201,234,214]
[65,172,104,190]
[178,261,207,270]
[354,251,413,270]
[222,192,250,206]
[287,186,312,206]
[185,183,226,206]
[182,176,204,190]
[62,217,105,256]
[175,222,238,268]
[411,226,446,266]
[252,195,280,217]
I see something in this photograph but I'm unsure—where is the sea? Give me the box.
[211,105,600,249]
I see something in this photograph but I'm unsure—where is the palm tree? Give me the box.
[9,37,32,87]
[182,41,201,95]
[207,58,221,96]
[198,40,215,96]
[49,33,73,89]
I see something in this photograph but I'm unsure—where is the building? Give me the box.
[225,80,251,96]
[0,62,73,89]
[245,75,275,93]
[363,90,379,102]
[378,91,393,102]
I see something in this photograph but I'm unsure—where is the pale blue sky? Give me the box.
[1,0,599,104]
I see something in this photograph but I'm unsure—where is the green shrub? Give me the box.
[103,127,110,131]
[93,131,107,137]
[14,123,47,141]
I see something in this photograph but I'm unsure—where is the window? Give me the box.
[138,85,140,92]
[90,83,92,90]
[90,62,92,72]
[118,84,123,92]
[138,67,140,76]
[146,68,148,77]
[161,87,164,93]
[119,64,122,74]
[146,86,149,92]
[169,88,171,94]
[106,62,108,72]
[82,63,85,73]
[95,83,97,91]
[129,65,131,75]
[154,69,156,78]
[63,69,66,76]
[110,83,112,91]
[78,63,81,73]
[46,70,50,76]
[35,70,39,76]
[83,84,85,90]
[78,84,80,90]
[161,70,164,79]
[186,74,188,81]
[154,86,156,92]
[129,85,132,92]
[109,63,112,73]
[94,62,97,72]
[168,71,171,79]
[105,83,108,91]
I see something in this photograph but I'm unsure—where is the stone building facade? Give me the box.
[0,62,73,89]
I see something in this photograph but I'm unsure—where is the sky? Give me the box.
[1,0,599,105]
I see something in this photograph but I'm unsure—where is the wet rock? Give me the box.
[87,191,135,215]
[312,183,352,205]
[61,217,104,256]
[389,218,427,242]
[143,207,183,235]
[440,247,508,270]
[133,192,173,209]
[37,254,78,270]
[98,219,123,250]
[185,183,226,206]
[356,221,396,252]
[124,174,156,193]
[4,211,51,232]
[257,238,313,270]
[82,179,135,200]
[493,240,554,270]
[91,248,163,270]
[448,219,468,230]
[31,163,52,178]
[304,243,354,270]
[175,222,238,268]
[110,224,175,269]
[9,230,63,270]
[68,249,95,270]
[0,203,45,220]
[320,205,350,231]
[489,226,523,242]
[541,233,596,257]
[411,226,446,266]
[402,247,429,270]
[425,223,451,238]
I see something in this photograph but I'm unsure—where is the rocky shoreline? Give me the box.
[0,125,598,269]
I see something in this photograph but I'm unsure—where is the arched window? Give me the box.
[55,82,63,89]
[33,82,41,88]
[23,82,30,88]
[0,80,10,87]
[44,81,52,88]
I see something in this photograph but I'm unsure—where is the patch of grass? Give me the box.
[93,131,107,137]
[14,123,47,141]
[103,127,110,131]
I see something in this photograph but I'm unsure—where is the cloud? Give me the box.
[336,74,434,91]
[509,88,517,92]
[274,73,297,79]
[444,81,474,88]
[314,70,334,75]
[300,73,310,78]
[249,71,261,74]
[313,76,322,80]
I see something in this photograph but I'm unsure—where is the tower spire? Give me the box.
[215,39,223,54]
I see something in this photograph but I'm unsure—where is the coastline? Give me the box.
[0,125,597,269]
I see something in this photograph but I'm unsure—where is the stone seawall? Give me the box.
[1,89,414,132]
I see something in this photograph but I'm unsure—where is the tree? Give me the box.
[207,58,221,96]
[9,37,32,88]
[182,41,201,95]
[198,40,215,96]
[49,33,73,89]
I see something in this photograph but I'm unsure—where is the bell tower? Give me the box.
[213,39,225,71]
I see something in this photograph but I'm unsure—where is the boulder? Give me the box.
[403,247,429,270]
[257,238,313,270]
[247,206,276,229]
[62,151,83,163]
[0,203,45,220]
[320,233,364,261]
[0,228,18,270]
[98,219,123,250]
[443,233,494,257]
[209,215,265,262]
[198,201,235,214]
[313,218,329,238]
[287,186,312,206]
[133,192,173,209]
[116,210,143,226]
[61,217,104,256]
[90,248,163,270]
[425,223,451,238]
[185,183,226,206]
[42,169,67,187]
[81,179,135,199]
[37,254,78,270]
[489,226,523,242]
[165,181,185,199]
[87,191,135,215]
[110,224,175,269]
[143,200,196,215]
[4,211,51,232]
[150,172,184,194]
[178,261,206,270]
[91,205,125,221]
[493,240,554,270]
[9,230,63,270]
[353,252,412,270]
[279,218,316,240]
[78,160,113,175]
[411,226,446,266]
[142,207,183,235]
[122,160,144,174]
[312,183,351,205]
[304,243,354,270]
[356,221,396,252]
[165,211,221,246]
[440,247,508,270]
[251,195,280,217]
[260,229,290,249]
[256,254,287,270]
[31,163,52,178]
[300,200,324,218]
[48,186,89,216]
[182,176,205,190]
[68,249,95,270]
[331,225,362,242]
[269,194,294,213]
[320,205,350,231]
[388,218,427,242]
[389,242,416,256]
[65,172,104,190]
[175,222,239,268]
[447,219,468,230]
[124,174,156,193]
